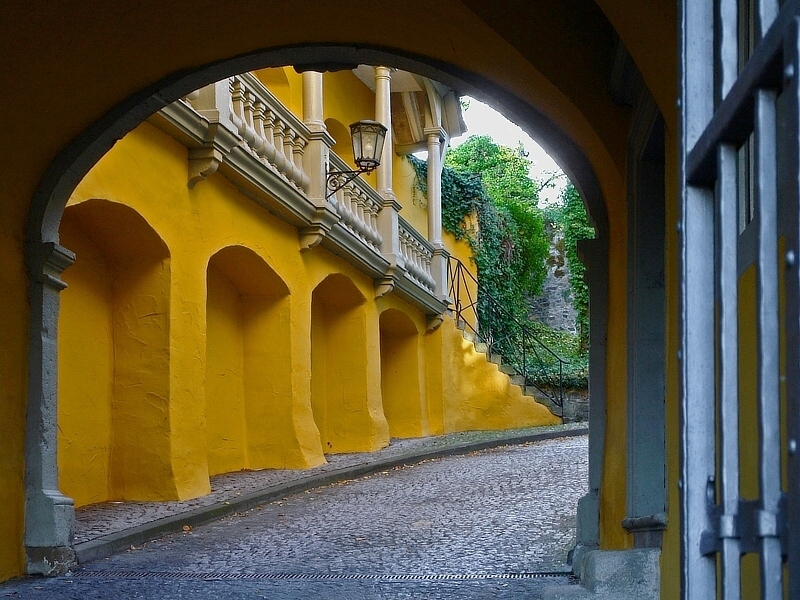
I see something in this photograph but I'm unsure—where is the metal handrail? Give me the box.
[447,256,565,413]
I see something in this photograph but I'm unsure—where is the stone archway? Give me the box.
[22,45,609,575]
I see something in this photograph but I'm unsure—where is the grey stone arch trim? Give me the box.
[23,43,609,575]
[570,233,610,575]
[621,88,667,548]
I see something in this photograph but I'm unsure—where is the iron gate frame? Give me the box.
[680,0,800,597]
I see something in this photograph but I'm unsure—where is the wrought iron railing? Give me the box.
[447,256,565,413]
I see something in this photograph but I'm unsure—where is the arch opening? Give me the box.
[22,42,610,576]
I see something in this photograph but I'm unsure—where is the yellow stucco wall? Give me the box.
[394,156,430,239]
[323,70,379,190]
[205,246,296,475]
[311,273,390,454]
[58,215,114,507]
[0,235,26,581]
[206,266,248,475]
[59,199,177,503]
[432,318,561,431]
[379,308,426,438]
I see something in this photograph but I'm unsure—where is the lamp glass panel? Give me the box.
[350,120,387,170]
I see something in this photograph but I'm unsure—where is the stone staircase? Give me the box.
[456,320,563,418]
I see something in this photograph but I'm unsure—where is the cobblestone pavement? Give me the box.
[1,435,587,599]
[74,422,586,545]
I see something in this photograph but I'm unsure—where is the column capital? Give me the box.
[424,126,447,141]
[374,66,394,80]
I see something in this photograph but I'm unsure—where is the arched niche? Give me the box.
[205,245,292,475]
[58,199,174,505]
[379,308,425,438]
[310,273,387,453]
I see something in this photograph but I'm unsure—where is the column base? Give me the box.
[543,549,661,600]
[24,488,75,576]
[621,513,667,548]
[26,545,77,576]
[572,491,599,577]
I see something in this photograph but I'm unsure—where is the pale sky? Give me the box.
[449,97,568,205]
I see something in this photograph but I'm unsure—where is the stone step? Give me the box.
[457,334,564,420]
[498,363,516,375]
[510,374,526,386]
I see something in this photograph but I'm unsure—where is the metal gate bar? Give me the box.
[754,88,782,599]
[717,140,740,599]
[783,16,800,600]
[680,0,717,594]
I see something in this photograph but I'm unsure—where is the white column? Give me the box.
[374,66,402,289]
[424,127,449,300]
[424,127,445,246]
[302,71,324,128]
[300,71,337,249]
[375,66,394,196]
[302,71,330,207]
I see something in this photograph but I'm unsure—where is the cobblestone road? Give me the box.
[1,435,587,599]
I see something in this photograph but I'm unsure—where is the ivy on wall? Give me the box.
[408,136,549,363]
[410,142,593,389]
[549,183,593,352]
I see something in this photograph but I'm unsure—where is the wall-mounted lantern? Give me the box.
[326,120,388,198]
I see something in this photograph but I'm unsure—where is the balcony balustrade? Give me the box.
[327,153,383,254]
[398,217,435,293]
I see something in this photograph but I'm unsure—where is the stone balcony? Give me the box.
[148,71,448,320]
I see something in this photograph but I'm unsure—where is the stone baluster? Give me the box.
[272,119,287,173]
[251,99,268,158]
[292,135,310,190]
[262,109,278,165]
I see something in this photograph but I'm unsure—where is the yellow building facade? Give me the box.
[54,66,558,510]
[7,2,799,598]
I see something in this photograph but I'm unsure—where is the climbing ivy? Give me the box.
[410,148,593,389]
[553,183,594,352]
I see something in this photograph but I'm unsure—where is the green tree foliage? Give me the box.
[445,135,549,299]
[409,143,593,389]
